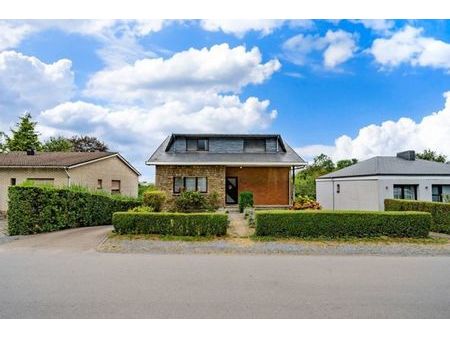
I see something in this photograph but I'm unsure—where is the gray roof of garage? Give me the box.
[319,156,450,179]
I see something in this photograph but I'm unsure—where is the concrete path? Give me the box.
[0,225,112,252]
[227,211,254,237]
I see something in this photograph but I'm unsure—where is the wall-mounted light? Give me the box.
[336,184,340,194]
[425,186,429,190]
[386,186,389,190]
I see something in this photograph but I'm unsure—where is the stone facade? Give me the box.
[155,165,226,203]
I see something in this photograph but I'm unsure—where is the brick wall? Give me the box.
[155,165,226,204]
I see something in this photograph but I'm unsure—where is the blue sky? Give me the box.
[1,19,450,180]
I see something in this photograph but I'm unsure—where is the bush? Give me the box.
[244,207,255,227]
[7,185,141,235]
[385,199,450,234]
[173,191,208,212]
[113,212,228,236]
[129,205,154,213]
[292,195,321,210]
[142,190,166,212]
[239,191,253,213]
[255,210,431,238]
[206,191,222,211]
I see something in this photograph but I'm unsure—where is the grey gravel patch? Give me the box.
[99,238,450,256]
[0,219,20,245]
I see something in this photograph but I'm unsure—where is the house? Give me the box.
[146,134,306,206]
[316,150,450,211]
[0,151,140,213]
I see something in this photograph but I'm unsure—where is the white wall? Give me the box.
[317,176,450,211]
[317,178,379,211]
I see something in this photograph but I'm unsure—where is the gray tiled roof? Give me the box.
[318,156,450,179]
[146,134,306,165]
[0,151,116,167]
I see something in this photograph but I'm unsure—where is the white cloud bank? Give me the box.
[297,91,450,162]
[282,29,357,69]
[370,25,450,70]
[0,51,74,120]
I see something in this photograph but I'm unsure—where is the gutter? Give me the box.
[64,167,71,187]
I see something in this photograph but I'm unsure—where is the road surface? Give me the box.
[0,227,449,318]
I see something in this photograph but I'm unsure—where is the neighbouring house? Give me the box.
[0,151,140,213]
[146,134,306,207]
[316,150,450,211]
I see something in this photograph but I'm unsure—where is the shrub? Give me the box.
[292,195,321,210]
[142,190,166,212]
[239,191,253,213]
[174,191,208,212]
[255,210,431,238]
[129,205,154,213]
[113,212,228,236]
[206,191,222,211]
[7,185,141,235]
[385,199,450,234]
[244,207,255,227]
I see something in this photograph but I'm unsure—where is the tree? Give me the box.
[42,136,74,152]
[69,135,109,152]
[416,149,447,163]
[5,113,42,151]
[336,158,358,170]
[311,153,335,172]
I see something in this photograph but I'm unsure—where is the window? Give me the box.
[186,138,209,151]
[393,185,417,200]
[432,185,450,202]
[244,138,266,152]
[111,180,121,195]
[10,178,16,186]
[173,177,183,193]
[97,179,103,190]
[27,178,54,186]
[172,177,208,193]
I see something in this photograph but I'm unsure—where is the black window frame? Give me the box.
[186,138,209,151]
[243,138,266,153]
[172,176,208,194]
[432,185,450,202]
[393,184,418,200]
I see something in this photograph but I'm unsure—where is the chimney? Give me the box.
[396,150,415,161]
[26,149,35,156]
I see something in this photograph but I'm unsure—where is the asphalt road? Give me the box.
[0,227,450,318]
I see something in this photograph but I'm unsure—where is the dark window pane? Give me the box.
[186,139,197,151]
[185,177,196,192]
[244,139,265,152]
[393,186,402,199]
[197,177,207,192]
[197,139,208,151]
[173,177,183,193]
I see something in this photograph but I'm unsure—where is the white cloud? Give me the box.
[297,91,450,161]
[282,29,357,69]
[351,20,394,34]
[200,20,286,38]
[85,43,281,104]
[0,21,36,51]
[0,51,74,121]
[369,25,450,70]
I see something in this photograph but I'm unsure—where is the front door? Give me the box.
[226,177,238,204]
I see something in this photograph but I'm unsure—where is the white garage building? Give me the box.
[316,151,450,211]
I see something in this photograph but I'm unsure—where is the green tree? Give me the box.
[336,158,358,170]
[295,154,335,199]
[69,135,109,152]
[42,136,74,152]
[5,113,42,151]
[311,153,335,172]
[138,182,157,198]
[416,149,447,163]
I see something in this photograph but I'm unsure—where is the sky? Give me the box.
[1,19,450,181]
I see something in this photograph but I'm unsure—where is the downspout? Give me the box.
[291,166,296,205]
[331,178,335,211]
[64,167,71,187]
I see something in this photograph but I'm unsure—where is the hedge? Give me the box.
[255,210,431,238]
[113,212,228,236]
[385,199,450,234]
[8,186,141,235]
[238,191,254,213]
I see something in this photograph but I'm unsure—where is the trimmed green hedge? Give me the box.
[238,191,253,213]
[8,186,140,235]
[385,199,450,234]
[255,210,431,238]
[113,212,228,236]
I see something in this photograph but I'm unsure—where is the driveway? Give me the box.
[0,225,112,252]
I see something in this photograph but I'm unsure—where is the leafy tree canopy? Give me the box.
[69,135,109,152]
[5,113,42,151]
[42,136,74,152]
[416,149,447,163]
